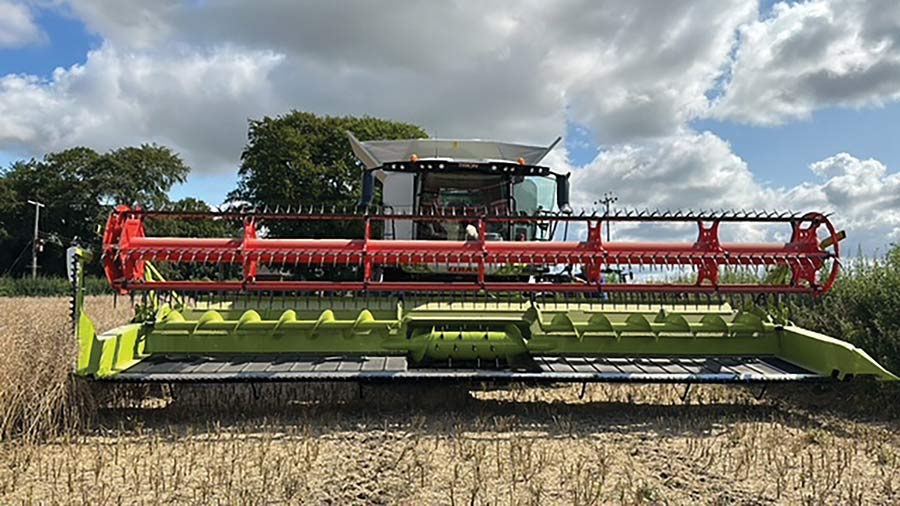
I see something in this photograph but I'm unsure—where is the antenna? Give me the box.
[594,191,618,241]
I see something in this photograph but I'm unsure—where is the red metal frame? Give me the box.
[102,206,841,296]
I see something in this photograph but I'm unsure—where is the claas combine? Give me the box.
[70,134,897,383]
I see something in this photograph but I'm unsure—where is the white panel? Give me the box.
[353,137,560,168]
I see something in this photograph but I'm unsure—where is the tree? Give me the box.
[0,144,191,276]
[0,176,17,242]
[231,111,427,239]
[92,144,190,208]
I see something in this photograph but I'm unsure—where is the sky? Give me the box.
[1,0,899,254]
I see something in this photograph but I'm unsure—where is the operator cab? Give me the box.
[349,133,570,243]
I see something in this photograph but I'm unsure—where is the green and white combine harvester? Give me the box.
[71,135,897,383]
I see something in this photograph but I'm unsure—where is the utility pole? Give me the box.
[27,200,44,278]
[595,191,618,242]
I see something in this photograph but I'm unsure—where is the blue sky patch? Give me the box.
[0,6,99,77]
[693,104,900,187]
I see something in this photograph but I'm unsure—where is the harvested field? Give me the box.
[1,297,899,505]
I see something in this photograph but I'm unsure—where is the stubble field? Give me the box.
[0,297,898,505]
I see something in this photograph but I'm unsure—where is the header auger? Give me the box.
[71,135,896,384]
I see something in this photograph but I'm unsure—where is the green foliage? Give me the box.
[0,276,111,297]
[0,144,190,277]
[91,144,190,208]
[0,172,19,242]
[790,244,900,375]
[232,111,426,239]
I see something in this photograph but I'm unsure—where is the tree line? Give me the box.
[0,111,425,277]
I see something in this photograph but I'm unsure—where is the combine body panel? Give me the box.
[71,136,897,383]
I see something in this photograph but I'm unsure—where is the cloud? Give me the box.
[571,132,900,252]
[792,153,900,247]
[713,0,900,124]
[0,44,285,170]
[57,0,178,49]
[183,0,754,143]
[569,132,774,243]
[9,0,753,158]
[548,0,755,142]
[0,0,44,48]
[571,132,764,212]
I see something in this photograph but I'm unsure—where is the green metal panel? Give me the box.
[778,326,897,380]
[78,324,144,377]
[71,298,896,381]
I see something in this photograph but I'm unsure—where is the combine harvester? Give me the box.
[71,135,897,384]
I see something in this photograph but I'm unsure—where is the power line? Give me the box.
[2,240,33,276]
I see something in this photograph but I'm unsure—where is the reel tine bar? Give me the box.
[102,206,841,296]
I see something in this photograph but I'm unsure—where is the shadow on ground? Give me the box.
[78,380,900,440]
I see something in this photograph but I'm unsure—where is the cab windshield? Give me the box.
[414,173,546,241]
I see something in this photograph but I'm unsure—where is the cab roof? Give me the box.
[348,132,560,170]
